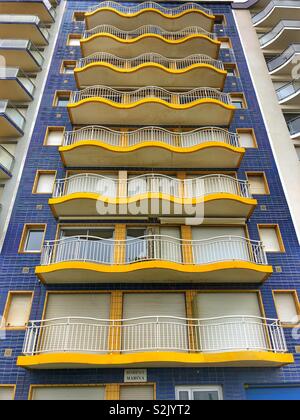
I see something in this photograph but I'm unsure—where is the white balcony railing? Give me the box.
[70,86,232,106]
[260,20,300,47]
[88,1,213,17]
[253,1,300,25]
[40,235,268,267]
[22,315,287,356]
[53,173,251,201]
[82,24,216,41]
[63,126,240,149]
[77,52,224,71]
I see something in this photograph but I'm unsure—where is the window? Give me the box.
[33,171,56,194]
[73,12,85,22]
[53,91,71,107]
[120,385,154,400]
[30,386,105,400]
[237,129,257,148]
[274,291,300,326]
[19,224,46,253]
[219,38,231,49]
[61,60,76,74]
[67,34,81,46]
[258,225,285,252]
[44,127,64,146]
[295,146,300,161]
[2,292,33,328]
[176,386,223,401]
[231,94,247,109]
[0,386,15,400]
[246,173,269,195]
[224,64,238,77]
[214,15,225,25]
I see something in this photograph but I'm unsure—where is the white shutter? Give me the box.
[259,227,281,252]
[45,293,111,319]
[274,293,298,324]
[46,130,63,146]
[6,293,32,327]
[120,385,154,400]
[36,173,55,193]
[0,387,14,400]
[192,226,245,240]
[191,226,247,264]
[194,293,266,352]
[122,293,187,352]
[31,386,105,400]
[42,293,111,354]
[195,293,262,318]
[247,175,267,194]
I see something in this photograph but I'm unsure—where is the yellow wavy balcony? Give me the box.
[75,53,227,89]
[67,86,235,126]
[49,174,257,219]
[84,1,215,32]
[80,25,220,58]
[60,126,244,168]
[35,235,273,284]
[18,315,293,369]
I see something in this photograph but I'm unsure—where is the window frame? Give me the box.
[1,291,33,330]
[236,128,258,149]
[258,224,285,253]
[0,385,16,400]
[53,91,71,108]
[230,93,248,109]
[60,60,76,74]
[175,385,223,401]
[32,170,57,195]
[273,290,300,328]
[246,172,270,195]
[43,126,65,147]
[18,224,46,254]
[67,34,81,47]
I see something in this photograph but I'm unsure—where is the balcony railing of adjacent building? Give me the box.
[252,1,300,25]
[88,1,213,17]
[0,100,26,133]
[82,24,216,41]
[22,315,287,356]
[0,67,36,98]
[76,52,224,71]
[0,15,50,42]
[267,44,300,72]
[53,173,251,201]
[276,80,300,102]
[40,235,268,267]
[0,145,15,174]
[3,39,44,68]
[63,126,240,149]
[287,115,300,136]
[70,86,232,106]
[259,20,300,47]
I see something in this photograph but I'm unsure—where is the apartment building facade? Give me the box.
[0,0,299,400]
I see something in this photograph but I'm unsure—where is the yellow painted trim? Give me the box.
[17,351,294,369]
[74,61,227,77]
[49,192,257,208]
[59,140,245,156]
[84,6,215,21]
[68,97,235,112]
[80,32,221,47]
[35,260,273,279]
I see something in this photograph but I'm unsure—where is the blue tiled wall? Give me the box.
[0,1,299,400]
